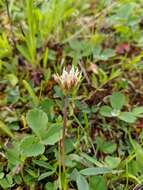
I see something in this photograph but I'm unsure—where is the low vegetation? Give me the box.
[0,0,143,189]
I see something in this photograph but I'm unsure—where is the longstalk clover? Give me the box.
[54,66,81,189]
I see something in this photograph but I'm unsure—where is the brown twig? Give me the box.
[79,60,91,85]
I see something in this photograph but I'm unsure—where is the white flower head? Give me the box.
[53,66,81,94]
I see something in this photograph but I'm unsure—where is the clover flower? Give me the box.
[54,66,81,94]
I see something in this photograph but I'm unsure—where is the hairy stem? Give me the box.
[61,95,68,173]
[58,141,62,190]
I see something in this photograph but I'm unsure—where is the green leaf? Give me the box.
[6,74,18,86]
[131,140,143,169]
[105,156,121,169]
[76,173,89,190]
[27,109,62,145]
[0,174,13,189]
[80,153,103,167]
[110,92,125,110]
[0,33,12,59]
[41,125,62,145]
[26,109,48,139]
[20,136,45,157]
[80,167,113,176]
[109,69,121,81]
[118,112,136,123]
[40,98,54,120]
[89,176,107,190]
[102,142,117,154]
[7,86,20,104]
[116,3,135,20]
[38,171,55,181]
[6,141,21,169]
[45,182,55,190]
[100,48,115,61]
[26,168,38,178]
[0,120,14,138]
[23,80,39,106]
[65,139,75,154]
[33,160,53,170]
[99,106,112,117]
[17,44,31,63]
[81,167,122,176]
[43,48,49,68]
[0,173,4,180]
[132,107,143,117]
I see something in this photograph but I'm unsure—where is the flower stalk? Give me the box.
[54,66,81,189]
[61,95,68,173]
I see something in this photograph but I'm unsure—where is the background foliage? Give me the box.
[1,0,143,189]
